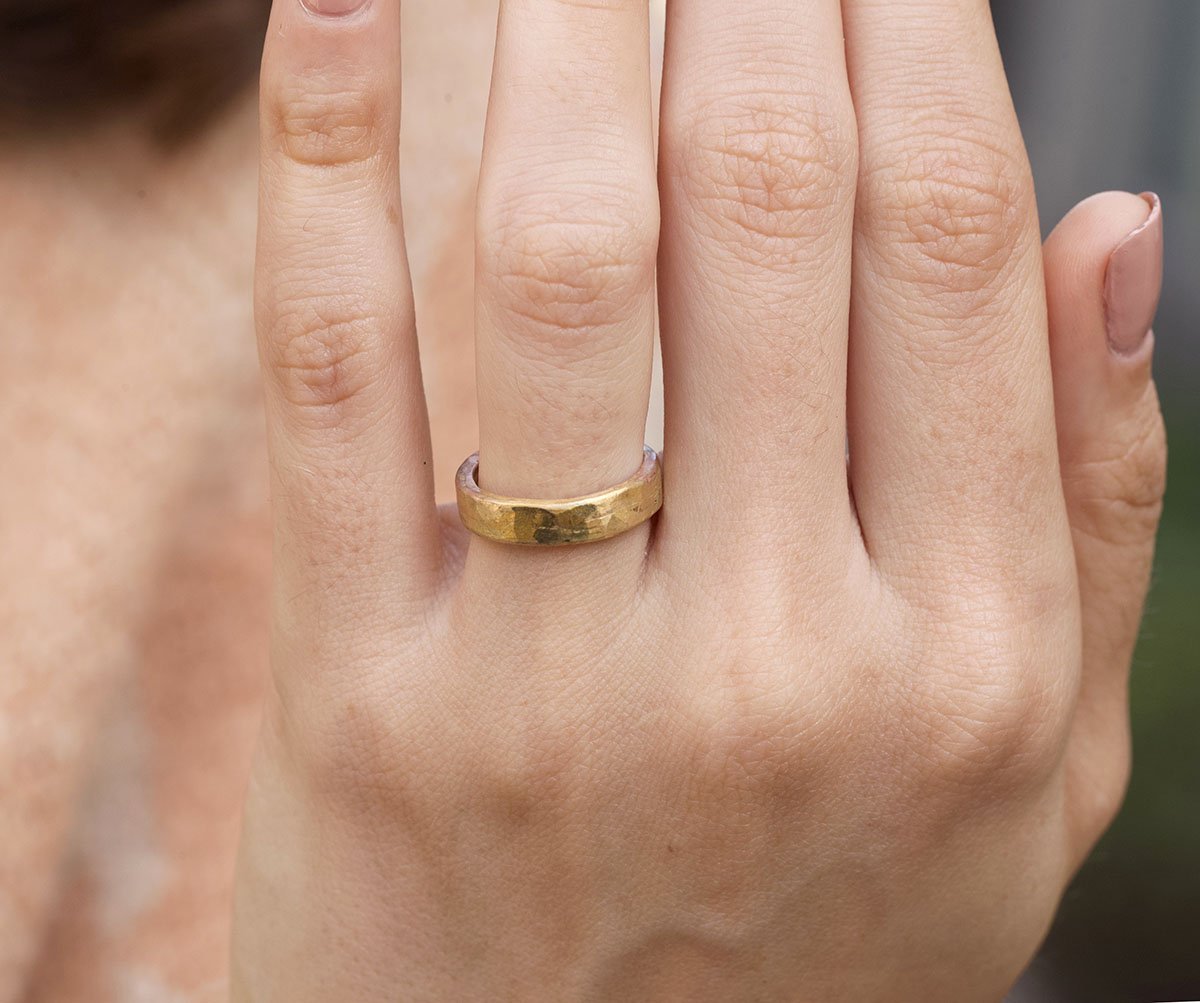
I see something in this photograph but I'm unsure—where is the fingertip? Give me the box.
[1044,192,1162,349]
[1045,190,1155,255]
[261,0,397,115]
[1046,190,1156,307]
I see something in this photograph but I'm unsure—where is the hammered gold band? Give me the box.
[455,446,663,547]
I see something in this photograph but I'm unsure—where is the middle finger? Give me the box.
[474,0,658,507]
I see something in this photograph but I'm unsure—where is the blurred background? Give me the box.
[994,1,1200,1000]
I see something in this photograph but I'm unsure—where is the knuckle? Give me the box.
[862,137,1035,304]
[268,74,389,170]
[1067,392,1168,547]
[666,91,855,258]
[261,290,380,418]
[918,644,1072,796]
[477,185,658,346]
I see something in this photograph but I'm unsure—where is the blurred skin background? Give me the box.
[0,0,1194,1000]
[995,2,1200,1000]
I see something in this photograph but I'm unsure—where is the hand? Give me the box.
[231,0,1166,999]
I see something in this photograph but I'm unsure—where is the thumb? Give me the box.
[1043,191,1168,860]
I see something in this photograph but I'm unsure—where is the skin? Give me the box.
[0,0,1164,1000]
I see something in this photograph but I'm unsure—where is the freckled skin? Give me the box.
[0,3,497,997]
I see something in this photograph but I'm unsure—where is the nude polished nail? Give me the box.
[302,0,369,16]
[1105,192,1163,356]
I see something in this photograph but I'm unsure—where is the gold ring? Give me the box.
[456,446,663,547]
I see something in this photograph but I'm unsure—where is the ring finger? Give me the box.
[473,0,658,524]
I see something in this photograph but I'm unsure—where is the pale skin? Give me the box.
[0,0,1166,1001]
[229,0,1169,999]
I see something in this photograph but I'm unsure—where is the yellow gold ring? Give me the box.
[456,446,663,547]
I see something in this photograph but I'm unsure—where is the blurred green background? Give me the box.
[994,2,1200,1000]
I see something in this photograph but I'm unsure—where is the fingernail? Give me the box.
[302,0,369,16]
[1105,192,1163,356]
